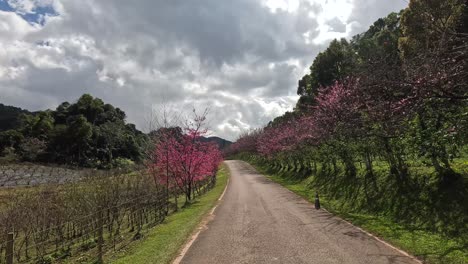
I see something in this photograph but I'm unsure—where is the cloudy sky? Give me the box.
[0,0,407,140]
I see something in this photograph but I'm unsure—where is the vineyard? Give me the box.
[0,165,217,264]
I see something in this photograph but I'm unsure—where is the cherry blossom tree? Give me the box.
[148,111,223,204]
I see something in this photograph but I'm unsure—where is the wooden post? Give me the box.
[314,193,321,210]
[6,232,13,264]
[97,208,104,264]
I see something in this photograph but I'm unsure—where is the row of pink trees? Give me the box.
[228,68,465,184]
[245,80,364,159]
[147,112,223,205]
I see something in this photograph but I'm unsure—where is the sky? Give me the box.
[0,0,408,141]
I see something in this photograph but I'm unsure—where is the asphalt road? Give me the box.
[180,160,419,264]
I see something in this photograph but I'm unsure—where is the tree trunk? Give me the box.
[382,137,406,182]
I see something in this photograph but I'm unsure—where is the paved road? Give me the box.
[180,160,419,264]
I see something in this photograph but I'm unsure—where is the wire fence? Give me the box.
[0,167,217,263]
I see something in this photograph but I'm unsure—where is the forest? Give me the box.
[0,94,148,168]
[227,0,468,249]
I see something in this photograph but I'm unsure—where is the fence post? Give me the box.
[6,232,13,264]
[314,193,321,210]
[97,207,104,264]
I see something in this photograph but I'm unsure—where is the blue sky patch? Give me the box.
[0,0,58,25]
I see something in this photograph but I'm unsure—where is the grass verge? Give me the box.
[252,163,467,264]
[108,163,229,264]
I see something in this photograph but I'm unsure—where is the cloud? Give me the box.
[0,0,407,141]
[327,17,347,33]
[0,10,38,39]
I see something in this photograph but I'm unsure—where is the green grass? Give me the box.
[255,165,467,264]
[108,164,229,264]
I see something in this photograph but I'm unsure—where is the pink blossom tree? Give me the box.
[148,111,223,204]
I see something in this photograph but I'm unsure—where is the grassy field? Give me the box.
[251,164,467,264]
[108,163,229,264]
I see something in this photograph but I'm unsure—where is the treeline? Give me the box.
[227,0,467,236]
[0,94,148,168]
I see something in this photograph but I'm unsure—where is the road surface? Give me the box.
[180,160,419,264]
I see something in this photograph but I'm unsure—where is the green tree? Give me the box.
[96,104,126,125]
[69,94,105,125]
[307,39,356,94]
[67,115,93,165]
[0,130,24,152]
[297,39,357,109]
[47,124,69,163]
[399,0,467,58]
[352,12,402,67]
[18,111,54,140]
[53,102,70,124]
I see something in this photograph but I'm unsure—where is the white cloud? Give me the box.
[0,10,39,39]
[263,0,300,13]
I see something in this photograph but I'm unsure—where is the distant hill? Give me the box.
[0,103,31,131]
[200,136,232,150]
